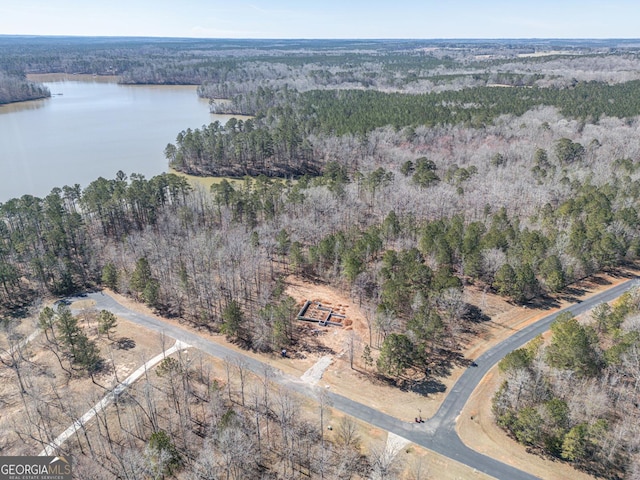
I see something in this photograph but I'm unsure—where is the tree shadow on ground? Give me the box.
[463,304,490,323]
[375,373,448,396]
[525,294,561,310]
[397,348,467,395]
[431,348,468,374]
[116,337,136,350]
[607,265,637,279]
[1,297,34,320]
[590,275,613,285]
[291,326,335,359]
[556,285,588,304]
[406,378,447,395]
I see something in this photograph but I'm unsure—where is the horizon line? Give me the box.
[2,34,640,42]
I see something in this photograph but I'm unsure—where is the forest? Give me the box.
[0,70,50,104]
[493,291,640,478]
[3,37,640,478]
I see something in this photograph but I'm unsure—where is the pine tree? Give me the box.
[130,257,152,294]
[97,310,118,339]
[362,344,373,370]
[221,300,245,341]
[101,262,118,291]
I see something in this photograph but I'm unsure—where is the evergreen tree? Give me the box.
[101,262,118,291]
[97,309,118,339]
[540,255,565,292]
[56,305,82,354]
[377,333,414,379]
[362,344,373,370]
[546,312,600,377]
[147,430,182,478]
[412,157,439,188]
[131,257,152,294]
[493,264,517,299]
[130,257,160,307]
[221,300,245,342]
[143,278,161,308]
[38,306,56,340]
[555,138,585,164]
[562,423,589,462]
[56,305,102,374]
[73,334,102,374]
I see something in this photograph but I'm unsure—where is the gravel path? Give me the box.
[301,355,333,385]
[39,340,190,456]
[1,329,40,362]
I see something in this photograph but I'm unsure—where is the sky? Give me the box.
[0,0,637,39]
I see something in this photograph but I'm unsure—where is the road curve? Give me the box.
[71,277,637,480]
[423,277,638,479]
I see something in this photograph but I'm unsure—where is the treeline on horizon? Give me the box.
[2,36,640,99]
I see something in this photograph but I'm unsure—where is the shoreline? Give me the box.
[27,73,121,83]
[0,95,49,110]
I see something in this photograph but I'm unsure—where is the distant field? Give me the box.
[169,168,295,191]
[517,50,578,57]
[168,168,246,190]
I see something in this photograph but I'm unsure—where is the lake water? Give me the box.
[0,76,233,202]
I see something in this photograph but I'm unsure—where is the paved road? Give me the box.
[422,277,638,479]
[73,278,637,480]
